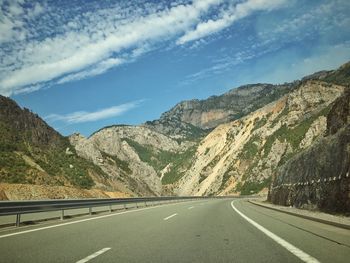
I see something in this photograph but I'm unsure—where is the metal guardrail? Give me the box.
[0,196,209,227]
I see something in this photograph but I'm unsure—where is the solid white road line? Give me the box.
[188,206,194,210]
[76,247,111,263]
[231,201,320,263]
[163,213,178,221]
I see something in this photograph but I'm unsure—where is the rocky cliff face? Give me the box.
[268,90,350,213]
[145,83,296,139]
[175,80,345,196]
[69,125,196,196]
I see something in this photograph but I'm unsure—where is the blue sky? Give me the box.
[1,0,350,136]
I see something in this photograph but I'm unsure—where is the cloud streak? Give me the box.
[45,100,143,124]
[177,0,287,44]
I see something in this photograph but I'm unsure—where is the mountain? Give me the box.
[69,125,189,196]
[0,96,128,199]
[175,80,345,196]
[1,61,349,203]
[145,83,297,139]
[69,83,298,196]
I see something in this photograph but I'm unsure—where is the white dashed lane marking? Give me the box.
[76,247,111,263]
[163,213,178,221]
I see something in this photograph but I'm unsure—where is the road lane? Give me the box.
[231,201,319,263]
[0,199,349,263]
[233,200,350,263]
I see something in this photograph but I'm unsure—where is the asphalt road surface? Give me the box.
[0,199,349,262]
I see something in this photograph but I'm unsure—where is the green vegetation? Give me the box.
[0,152,28,183]
[0,125,101,189]
[123,137,198,184]
[123,138,177,174]
[198,173,207,184]
[236,177,271,195]
[218,166,233,191]
[270,106,289,127]
[252,117,267,132]
[101,151,132,174]
[263,105,332,157]
[207,155,221,169]
[239,135,260,160]
[323,62,350,86]
[32,145,98,189]
[161,146,197,184]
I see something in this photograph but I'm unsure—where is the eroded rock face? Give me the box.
[299,116,327,149]
[269,91,350,213]
[327,90,350,135]
[176,81,345,196]
[269,126,350,213]
[70,125,184,196]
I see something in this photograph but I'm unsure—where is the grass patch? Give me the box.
[252,117,267,132]
[236,177,271,195]
[218,166,233,191]
[101,151,132,175]
[123,138,178,175]
[239,135,260,160]
[262,105,331,157]
[161,146,197,184]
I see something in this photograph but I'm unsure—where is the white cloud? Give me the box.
[45,100,143,124]
[57,57,125,84]
[177,0,287,44]
[0,0,225,95]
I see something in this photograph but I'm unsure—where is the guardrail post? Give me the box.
[16,214,21,227]
[123,204,127,210]
[89,207,92,215]
[136,202,138,208]
[144,201,147,207]
[109,205,112,213]
[61,210,64,220]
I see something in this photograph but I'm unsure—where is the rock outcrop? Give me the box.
[69,125,192,196]
[268,90,350,213]
[145,83,296,139]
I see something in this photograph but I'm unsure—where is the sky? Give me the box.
[1,0,350,136]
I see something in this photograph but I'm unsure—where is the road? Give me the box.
[0,199,349,262]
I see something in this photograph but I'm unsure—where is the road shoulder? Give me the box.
[249,199,350,230]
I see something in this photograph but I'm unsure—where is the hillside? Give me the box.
[0,96,128,199]
[1,61,349,201]
[175,80,345,196]
[269,90,350,213]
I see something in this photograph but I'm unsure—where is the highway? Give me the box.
[0,199,349,262]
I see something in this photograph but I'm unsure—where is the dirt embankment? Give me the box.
[0,183,130,200]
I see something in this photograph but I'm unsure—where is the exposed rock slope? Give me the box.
[269,90,350,213]
[70,125,197,196]
[176,80,345,196]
